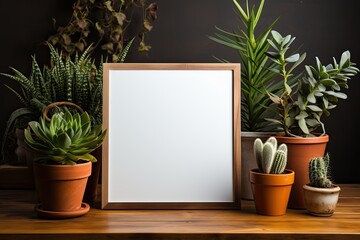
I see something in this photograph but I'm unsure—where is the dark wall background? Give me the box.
[0,0,359,182]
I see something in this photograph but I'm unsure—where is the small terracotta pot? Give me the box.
[241,131,277,200]
[33,161,91,218]
[250,169,295,216]
[303,184,341,217]
[275,134,329,209]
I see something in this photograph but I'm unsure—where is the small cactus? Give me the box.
[309,153,333,188]
[253,136,288,174]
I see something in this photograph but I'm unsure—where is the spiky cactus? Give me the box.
[254,136,288,174]
[309,153,333,188]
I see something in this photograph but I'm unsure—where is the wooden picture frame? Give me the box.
[101,63,241,209]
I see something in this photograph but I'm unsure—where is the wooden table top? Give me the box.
[0,184,359,240]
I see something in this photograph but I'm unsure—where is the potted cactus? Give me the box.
[303,153,341,217]
[24,102,107,219]
[265,30,359,208]
[250,136,294,216]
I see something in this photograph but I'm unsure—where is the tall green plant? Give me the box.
[209,0,295,131]
[1,40,133,163]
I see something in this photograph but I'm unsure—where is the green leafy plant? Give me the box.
[253,136,288,174]
[266,30,360,137]
[308,153,333,188]
[209,0,296,131]
[1,40,133,163]
[24,108,107,165]
[47,0,158,62]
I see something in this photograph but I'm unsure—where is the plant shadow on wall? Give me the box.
[47,0,158,62]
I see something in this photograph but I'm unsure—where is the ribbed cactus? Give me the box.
[253,137,288,174]
[309,153,333,188]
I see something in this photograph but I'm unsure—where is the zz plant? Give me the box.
[24,108,107,165]
[308,153,333,188]
[266,30,360,137]
[253,136,288,174]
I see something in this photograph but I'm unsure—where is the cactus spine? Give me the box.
[309,153,333,188]
[253,136,288,174]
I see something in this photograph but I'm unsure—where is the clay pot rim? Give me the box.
[303,184,341,193]
[241,131,279,138]
[34,161,92,168]
[250,169,295,185]
[275,133,329,144]
[250,168,295,176]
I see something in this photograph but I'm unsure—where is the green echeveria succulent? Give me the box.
[24,111,107,165]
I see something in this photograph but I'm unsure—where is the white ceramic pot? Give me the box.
[303,184,341,217]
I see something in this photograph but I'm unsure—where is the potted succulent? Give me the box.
[1,41,132,202]
[303,153,341,216]
[250,136,294,216]
[265,30,359,208]
[24,102,107,219]
[209,0,292,200]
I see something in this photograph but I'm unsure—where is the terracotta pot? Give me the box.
[83,147,102,205]
[250,169,295,216]
[33,161,91,219]
[241,131,277,200]
[275,134,329,209]
[303,184,341,217]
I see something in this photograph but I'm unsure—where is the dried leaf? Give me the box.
[77,19,88,29]
[147,3,158,20]
[95,22,104,36]
[104,1,114,12]
[62,34,71,45]
[138,40,151,52]
[114,12,126,26]
[144,20,153,31]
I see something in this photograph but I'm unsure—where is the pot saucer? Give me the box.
[34,202,90,219]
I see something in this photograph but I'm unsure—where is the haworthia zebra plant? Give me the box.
[308,153,333,188]
[253,136,288,174]
[1,39,134,163]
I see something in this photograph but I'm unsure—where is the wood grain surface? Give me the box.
[0,184,359,240]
